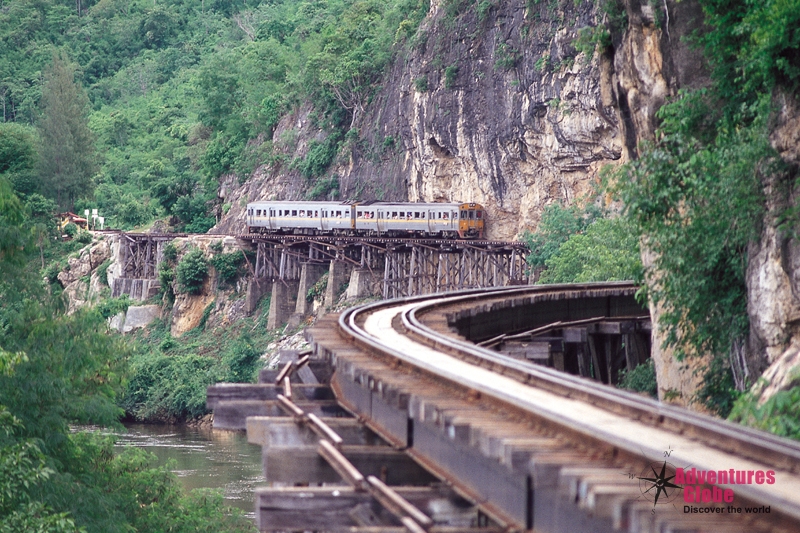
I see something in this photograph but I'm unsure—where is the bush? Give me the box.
[120,352,219,420]
[95,259,111,286]
[96,295,131,320]
[444,64,459,89]
[299,137,339,179]
[76,231,93,244]
[175,249,208,294]
[574,26,611,59]
[162,241,178,262]
[618,358,657,397]
[63,223,78,238]
[210,251,243,285]
[158,263,175,300]
[495,42,520,70]
[414,76,428,92]
[730,383,800,441]
[307,272,329,302]
[44,261,63,284]
[222,333,260,383]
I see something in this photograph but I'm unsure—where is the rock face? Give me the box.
[744,92,800,400]
[207,0,800,407]
[213,1,629,240]
[56,237,112,314]
[332,0,626,240]
[109,305,162,333]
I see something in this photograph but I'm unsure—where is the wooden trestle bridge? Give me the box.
[111,232,529,327]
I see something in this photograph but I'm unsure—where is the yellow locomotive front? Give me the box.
[458,203,485,239]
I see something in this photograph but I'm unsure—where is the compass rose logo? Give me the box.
[638,461,682,508]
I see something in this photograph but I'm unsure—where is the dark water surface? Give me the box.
[115,424,263,516]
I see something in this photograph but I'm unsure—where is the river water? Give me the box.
[114,424,264,517]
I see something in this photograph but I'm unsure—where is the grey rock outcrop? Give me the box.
[57,237,112,314]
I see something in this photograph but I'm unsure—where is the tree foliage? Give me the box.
[37,51,97,212]
[0,0,430,230]
[538,217,642,284]
[0,123,39,196]
[0,179,254,532]
[524,203,602,270]
[175,247,208,294]
[610,0,800,413]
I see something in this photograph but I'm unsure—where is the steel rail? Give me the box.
[336,282,800,524]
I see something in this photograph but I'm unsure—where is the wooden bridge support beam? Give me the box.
[325,260,352,307]
[267,279,300,330]
[295,263,327,316]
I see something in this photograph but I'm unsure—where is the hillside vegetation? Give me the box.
[1,0,427,229]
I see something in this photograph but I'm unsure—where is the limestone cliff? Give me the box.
[209,0,709,404]
[209,0,800,409]
[214,0,630,239]
[214,0,708,243]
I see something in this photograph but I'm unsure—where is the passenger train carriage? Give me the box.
[246,201,485,239]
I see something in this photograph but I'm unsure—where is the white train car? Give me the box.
[356,202,461,238]
[246,201,353,234]
[247,200,485,238]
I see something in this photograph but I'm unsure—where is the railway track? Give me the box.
[208,283,800,533]
[300,283,800,532]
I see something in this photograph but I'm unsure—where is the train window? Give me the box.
[292,210,297,216]
[257,209,262,216]
[357,211,362,218]
[414,212,420,219]
[392,212,398,219]
[476,210,482,219]
[442,212,448,219]
[314,210,319,217]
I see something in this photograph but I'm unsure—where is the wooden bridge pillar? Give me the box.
[267,279,300,330]
[295,263,327,315]
[346,269,376,300]
[324,260,351,308]
[245,279,269,314]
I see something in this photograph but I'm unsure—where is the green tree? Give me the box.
[176,248,209,294]
[37,51,97,211]
[0,176,254,533]
[524,202,601,271]
[538,217,642,284]
[0,122,38,196]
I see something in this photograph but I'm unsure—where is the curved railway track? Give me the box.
[300,282,800,533]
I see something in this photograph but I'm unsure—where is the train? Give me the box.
[246,201,485,239]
